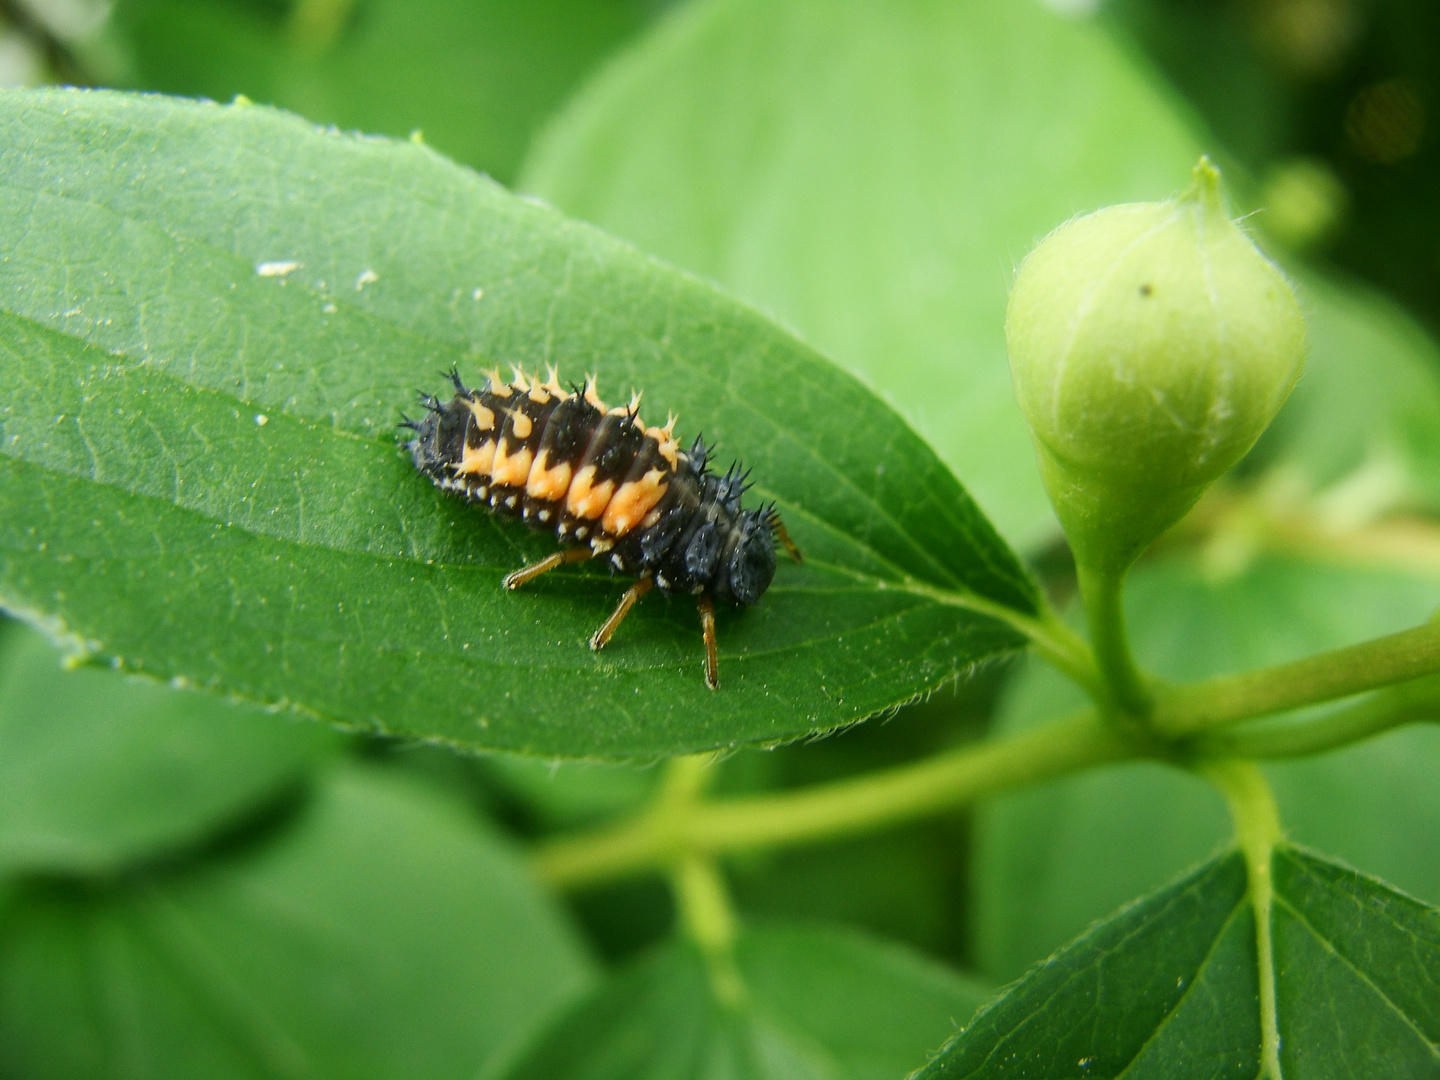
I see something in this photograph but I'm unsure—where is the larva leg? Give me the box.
[775,517,803,562]
[502,546,591,590]
[697,593,719,690]
[589,577,654,651]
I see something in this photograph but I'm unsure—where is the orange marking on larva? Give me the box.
[465,399,496,431]
[455,439,496,476]
[508,408,533,440]
[602,469,669,535]
[584,381,605,410]
[645,426,680,468]
[566,465,616,520]
[528,384,551,404]
[525,450,573,501]
[640,507,663,530]
[511,368,533,392]
[491,441,534,487]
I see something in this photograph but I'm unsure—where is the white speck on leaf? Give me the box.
[472,287,484,300]
[254,414,268,426]
[256,260,301,278]
[322,302,338,314]
[356,268,379,290]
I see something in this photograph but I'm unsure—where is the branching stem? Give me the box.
[534,711,1128,888]
[1202,675,1440,759]
[1157,619,1440,735]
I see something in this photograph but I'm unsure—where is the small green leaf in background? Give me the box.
[974,553,1440,980]
[0,762,595,1080]
[108,0,648,184]
[0,87,1037,759]
[1255,270,1440,508]
[520,0,1440,548]
[920,846,1440,1078]
[0,617,339,877]
[504,921,991,1080]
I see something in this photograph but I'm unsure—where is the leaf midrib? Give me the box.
[2,454,971,675]
[2,302,1023,646]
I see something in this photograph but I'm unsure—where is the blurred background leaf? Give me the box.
[6,0,652,185]
[503,921,991,1080]
[519,0,1440,548]
[0,618,341,877]
[0,762,596,1080]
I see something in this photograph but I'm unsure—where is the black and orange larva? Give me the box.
[401,367,799,688]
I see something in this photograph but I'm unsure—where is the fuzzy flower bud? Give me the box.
[1006,158,1306,576]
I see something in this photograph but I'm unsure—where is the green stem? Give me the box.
[670,854,746,1008]
[1075,564,1153,722]
[1158,619,1440,735]
[1202,761,1283,1080]
[533,711,1129,888]
[1202,674,1440,759]
[288,0,358,49]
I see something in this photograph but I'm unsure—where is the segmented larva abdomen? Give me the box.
[412,368,690,568]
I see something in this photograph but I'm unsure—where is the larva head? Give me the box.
[715,507,778,607]
[403,393,467,483]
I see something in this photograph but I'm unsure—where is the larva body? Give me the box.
[403,368,792,687]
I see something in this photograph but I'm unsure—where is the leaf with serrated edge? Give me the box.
[920,846,1440,1079]
[0,88,1036,759]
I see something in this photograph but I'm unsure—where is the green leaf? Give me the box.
[504,921,991,1080]
[1255,270,1440,507]
[519,0,1440,547]
[0,618,339,877]
[0,761,595,1079]
[920,845,1440,1078]
[974,553,1440,980]
[110,0,647,184]
[0,87,1037,759]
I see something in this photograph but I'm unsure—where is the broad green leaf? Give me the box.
[503,921,991,1080]
[520,0,1440,546]
[0,618,339,877]
[974,553,1440,980]
[0,88,1037,759]
[0,761,594,1080]
[920,845,1440,1079]
[109,0,647,184]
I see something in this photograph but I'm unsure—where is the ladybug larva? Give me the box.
[402,367,799,688]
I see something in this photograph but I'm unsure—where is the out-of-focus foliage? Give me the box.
[520,0,1440,548]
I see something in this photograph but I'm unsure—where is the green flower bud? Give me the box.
[1006,158,1306,576]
